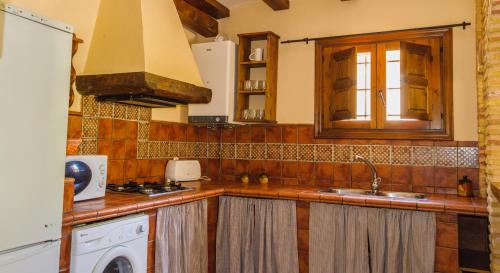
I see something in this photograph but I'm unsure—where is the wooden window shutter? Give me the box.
[330,47,357,121]
[400,41,433,120]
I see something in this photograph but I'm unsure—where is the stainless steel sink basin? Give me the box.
[320,188,426,200]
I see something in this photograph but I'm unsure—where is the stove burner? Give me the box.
[107,181,193,197]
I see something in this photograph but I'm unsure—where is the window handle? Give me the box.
[378,90,386,107]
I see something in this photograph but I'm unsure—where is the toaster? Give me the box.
[165,159,201,182]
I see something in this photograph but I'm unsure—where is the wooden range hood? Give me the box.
[76,0,211,108]
[76,72,211,107]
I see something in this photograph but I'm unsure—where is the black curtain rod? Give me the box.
[281,21,472,44]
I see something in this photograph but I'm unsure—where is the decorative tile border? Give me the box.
[82,96,151,122]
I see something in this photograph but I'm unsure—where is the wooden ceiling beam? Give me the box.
[262,0,289,10]
[173,0,219,37]
[183,0,229,19]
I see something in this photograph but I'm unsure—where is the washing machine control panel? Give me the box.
[72,215,149,255]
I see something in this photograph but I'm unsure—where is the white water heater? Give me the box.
[189,41,237,124]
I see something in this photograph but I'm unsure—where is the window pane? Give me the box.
[386,50,401,120]
[356,52,371,120]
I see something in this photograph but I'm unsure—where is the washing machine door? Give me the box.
[93,246,139,273]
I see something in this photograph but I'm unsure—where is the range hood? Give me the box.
[76,0,211,107]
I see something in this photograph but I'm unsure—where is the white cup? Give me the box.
[249,48,264,62]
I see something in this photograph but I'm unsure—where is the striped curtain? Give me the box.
[155,200,208,273]
[310,203,435,273]
[216,196,299,273]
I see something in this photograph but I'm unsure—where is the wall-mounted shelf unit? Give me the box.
[235,31,279,123]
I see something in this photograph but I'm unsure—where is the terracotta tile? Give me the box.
[125,121,138,140]
[436,213,457,223]
[298,190,321,201]
[207,159,221,180]
[351,139,370,145]
[265,160,282,178]
[137,160,151,178]
[436,222,458,248]
[473,198,488,215]
[172,124,187,141]
[124,160,138,179]
[207,128,221,142]
[434,167,458,188]
[222,174,237,184]
[98,118,113,139]
[221,159,236,175]
[391,140,412,146]
[221,128,236,143]
[375,165,391,183]
[297,229,309,252]
[251,126,266,143]
[315,162,334,180]
[98,139,112,157]
[390,184,412,192]
[351,163,371,183]
[435,187,458,195]
[67,115,82,139]
[342,195,366,206]
[235,127,251,143]
[434,141,458,147]
[282,161,299,178]
[110,160,124,180]
[457,141,478,147]
[390,198,417,209]
[411,166,434,187]
[299,162,315,179]
[319,192,343,204]
[111,140,126,159]
[296,204,310,229]
[282,126,298,143]
[186,126,197,142]
[411,140,434,146]
[112,120,127,140]
[124,140,137,159]
[411,186,435,194]
[150,160,166,177]
[282,178,299,185]
[298,125,314,144]
[299,251,309,273]
[365,196,391,208]
[445,198,474,214]
[351,181,371,190]
[333,163,351,183]
[391,165,411,184]
[435,247,458,273]
[196,127,208,142]
[416,199,444,212]
[235,160,249,175]
[266,126,282,143]
[248,160,266,176]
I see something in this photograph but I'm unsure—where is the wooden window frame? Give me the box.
[314,28,453,140]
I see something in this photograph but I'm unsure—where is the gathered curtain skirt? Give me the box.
[216,196,299,273]
[309,203,436,273]
[155,200,208,273]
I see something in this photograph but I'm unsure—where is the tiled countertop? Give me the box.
[64,183,488,226]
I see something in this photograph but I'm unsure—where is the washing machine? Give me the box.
[70,214,149,273]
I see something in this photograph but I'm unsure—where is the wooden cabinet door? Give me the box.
[330,47,357,121]
[400,41,433,120]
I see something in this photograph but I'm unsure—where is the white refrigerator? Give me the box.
[0,3,73,273]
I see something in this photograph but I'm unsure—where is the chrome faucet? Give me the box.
[354,155,381,195]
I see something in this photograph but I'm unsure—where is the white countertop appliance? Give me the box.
[188,41,237,125]
[70,214,149,273]
[65,155,107,202]
[165,159,201,182]
[0,3,73,273]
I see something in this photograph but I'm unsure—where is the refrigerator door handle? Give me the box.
[0,240,60,267]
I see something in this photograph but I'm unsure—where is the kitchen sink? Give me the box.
[320,188,426,200]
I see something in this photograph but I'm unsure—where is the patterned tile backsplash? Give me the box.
[68,95,480,195]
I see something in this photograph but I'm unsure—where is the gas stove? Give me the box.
[106,181,193,197]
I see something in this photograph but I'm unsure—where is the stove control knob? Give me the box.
[99,164,106,175]
[98,178,105,188]
[136,225,145,234]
